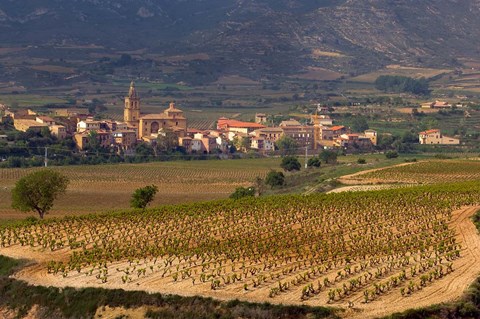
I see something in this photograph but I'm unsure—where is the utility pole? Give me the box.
[44,147,48,167]
[305,146,308,169]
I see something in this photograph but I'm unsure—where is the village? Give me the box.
[0,82,461,160]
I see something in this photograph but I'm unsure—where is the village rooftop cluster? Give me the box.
[1,82,460,155]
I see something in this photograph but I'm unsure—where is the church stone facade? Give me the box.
[124,81,187,139]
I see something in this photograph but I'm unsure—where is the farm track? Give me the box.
[1,206,479,319]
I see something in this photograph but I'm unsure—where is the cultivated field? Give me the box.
[1,182,479,319]
[339,160,480,185]
[290,67,344,81]
[350,65,452,83]
[0,158,279,219]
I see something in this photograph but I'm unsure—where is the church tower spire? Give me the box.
[128,81,137,98]
[124,81,140,128]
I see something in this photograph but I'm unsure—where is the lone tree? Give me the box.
[11,169,69,219]
[131,185,159,210]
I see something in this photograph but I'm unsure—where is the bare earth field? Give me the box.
[1,205,478,319]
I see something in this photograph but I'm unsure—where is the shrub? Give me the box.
[281,156,301,171]
[385,151,399,159]
[229,187,255,200]
[307,157,321,168]
[357,158,367,164]
[265,170,285,188]
[319,150,337,164]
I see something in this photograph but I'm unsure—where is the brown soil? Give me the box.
[1,206,479,319]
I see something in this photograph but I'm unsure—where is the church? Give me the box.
[124,81,187,140]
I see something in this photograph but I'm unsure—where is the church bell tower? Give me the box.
[124,81,140,128]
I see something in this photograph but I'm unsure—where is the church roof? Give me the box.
[166,102,183,112]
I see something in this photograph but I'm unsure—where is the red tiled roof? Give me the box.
[330,125,345,131]
[420,129,440,134]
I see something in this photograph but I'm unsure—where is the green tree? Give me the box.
[86,131,101,152]
[265,170,285,188]
[275,135,298,156]
[135,142,154,159]
[229,186,255,200]
[319,150,338,164]
[11,169,69,219]
[307,156,321,168]
[352,116,369,132]
[232,136,250,152]
[280,156,301,171]
[156,128,179,153]
[130,185,159,210]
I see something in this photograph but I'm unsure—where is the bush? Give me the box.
[319,150,337,164]
[357,158,367,164]
[281,156,301,171]
[130,185,159,210]
[385,151,399,159]
[229,187,255,200]
[307,157,321,168]
[265,170,285,188]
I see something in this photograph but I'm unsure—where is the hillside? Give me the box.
[1,0,480,83]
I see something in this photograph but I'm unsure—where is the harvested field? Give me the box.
[1,182,479,318]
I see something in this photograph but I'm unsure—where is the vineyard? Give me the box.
[1,181,480,318]
[0,159,278,218]
[339,160,480,185]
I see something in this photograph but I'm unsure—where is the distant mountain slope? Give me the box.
[0,0,479,78]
